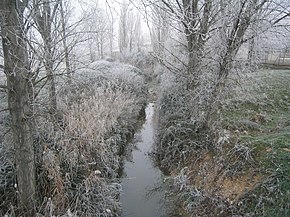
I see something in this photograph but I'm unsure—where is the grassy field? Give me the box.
[163,69,290,217]
[219,69,290,216]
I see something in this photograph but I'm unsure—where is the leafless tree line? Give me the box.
[0,0,78,215]
[141,0,289,126]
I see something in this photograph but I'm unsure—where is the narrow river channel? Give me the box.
[120,103,165,217]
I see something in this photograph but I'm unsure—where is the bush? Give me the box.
[153,70,214,171]
[0,61,147,216]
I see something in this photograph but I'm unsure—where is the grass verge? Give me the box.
[156,69,290,216]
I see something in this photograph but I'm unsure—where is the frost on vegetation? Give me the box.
[0,61,147,216]
[0,133,16,215]
[153,62,262,215]
[224,70,281,108]
[37,84,144,215]
[57,87,137,176]
[76,60,146,95]
[0,143,14,189]
[174,167,189,191]
[216,130,231,148]
[232,143,254,163]
[120,50,154,70]
[169,167,206,213]
[154,72,213,170]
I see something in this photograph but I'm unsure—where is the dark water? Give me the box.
[120,103,165,217]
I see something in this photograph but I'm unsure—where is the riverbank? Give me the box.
[154,69,290,216]
[0,61,147,216]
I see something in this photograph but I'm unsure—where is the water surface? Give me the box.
[120,103,164,217]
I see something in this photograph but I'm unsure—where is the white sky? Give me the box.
[70,0,151,44]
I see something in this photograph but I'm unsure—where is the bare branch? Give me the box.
[0,108,9,113]
[273,12,290,25]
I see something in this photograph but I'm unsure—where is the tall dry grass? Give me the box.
[0,61,147,216]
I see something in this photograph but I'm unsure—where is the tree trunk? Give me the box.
[43,0,58,115]
[60,0,72,84]
[248,37,255,64]
[1,0,36,216]
[45,51,58,115]
[33,0,58,115]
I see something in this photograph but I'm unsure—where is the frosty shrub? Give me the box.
[78,60,146,95]
[0,96,16,216]
[153,70,214,171]
[0,142,15,216]
[120,50,155,80]
[58,85,137,177]
[0,61,147,216]
[36,61,146,216]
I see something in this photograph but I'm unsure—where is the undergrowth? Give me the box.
[221,70,290,216]
[0,61,147,216]
[155,69,290,216]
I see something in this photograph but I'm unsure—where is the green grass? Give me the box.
[221,69,290,216]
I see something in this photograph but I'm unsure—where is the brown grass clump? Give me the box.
[33,80,145,216]
[59,86,136,173]
[181,148,262,201]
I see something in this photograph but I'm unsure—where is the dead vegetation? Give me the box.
[154,69,290,216]
[0,61,147,216]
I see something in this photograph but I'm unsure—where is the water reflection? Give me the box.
[120,103,166,217]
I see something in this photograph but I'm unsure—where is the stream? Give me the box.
[120,103,165,217]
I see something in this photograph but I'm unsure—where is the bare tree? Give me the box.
[79,3,113,61]
[151,0,216,77]
[127,11,139,52]
[204,0,290,125]
[59,0,72,82]
[118,0,146,60]
[142,0,289,126]
[30,0,77,119]
[32,0,59,115]
[0,0,36,215]
[106,2,117,57]
[119,0,130,55]
[150,0,170,58]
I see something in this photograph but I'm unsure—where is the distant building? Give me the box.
[263,47,290,65]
